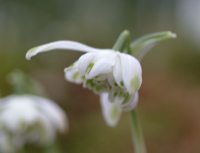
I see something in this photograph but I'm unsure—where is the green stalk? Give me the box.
[130,109,146,153]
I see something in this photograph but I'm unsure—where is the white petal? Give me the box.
[92,50,116,60]
[26,40,103,60]
[87,59,114,79]
[100,93,122,127]
[77,52,96,75]
[0,97,41,132]
[30,95,68,133]
[121,92,139,111]
[64,62,83,84]
[107,73,115,87]
[120,53,142,94]
[113,54,122,86]
[77,50,116,75]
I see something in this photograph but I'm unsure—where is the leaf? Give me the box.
[130,31,176,60]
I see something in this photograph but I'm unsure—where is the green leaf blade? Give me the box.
[130,31,176,60]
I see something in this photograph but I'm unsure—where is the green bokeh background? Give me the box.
[0,0,200,153]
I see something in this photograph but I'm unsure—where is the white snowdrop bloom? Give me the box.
[0,94,67,147]
[26,40,142,127]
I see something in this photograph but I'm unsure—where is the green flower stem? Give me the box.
[130,109,146,153]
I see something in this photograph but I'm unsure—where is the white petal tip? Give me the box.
[167,31,177,38]
[100,93,122,128]
[25,48,37,60]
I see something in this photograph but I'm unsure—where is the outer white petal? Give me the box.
[77,52,96,75]
[26,40,104,60]
[77,50,115,76]
[120,53,142,94]
[86,59,114,79]
[113,53,122,86]
[100,93,122,127]
[91,50,116,60]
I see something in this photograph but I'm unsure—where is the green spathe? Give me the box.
[130,31,176,60]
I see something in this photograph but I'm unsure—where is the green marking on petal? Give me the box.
[86,63,94,74]
[86,79,94,86]
[114,92,117,97]
[110,105,120,120]
[131,76,140,91]
[72,72,80,80]
[84,78,110,93]
[123,93,131,103]
[120,81,124,87]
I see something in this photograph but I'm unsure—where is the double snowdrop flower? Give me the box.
[0,94,67,149]
[26,41,142,127]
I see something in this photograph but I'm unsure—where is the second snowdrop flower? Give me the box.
[0,94,67,147]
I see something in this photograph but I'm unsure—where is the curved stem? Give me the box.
[130,109,146,153]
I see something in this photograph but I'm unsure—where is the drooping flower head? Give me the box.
[0,94,67,150]
[26,41,142,126]
[26,31,176,127]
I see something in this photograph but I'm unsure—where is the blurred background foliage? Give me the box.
[0,0,200,153]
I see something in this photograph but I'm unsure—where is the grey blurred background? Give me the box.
[1,0,200,153]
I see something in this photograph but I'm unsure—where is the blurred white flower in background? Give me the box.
[0,94,68,151]
[26,41,142,127]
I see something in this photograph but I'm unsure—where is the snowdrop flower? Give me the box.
[26,41,142,127]
[0,94,67,148]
